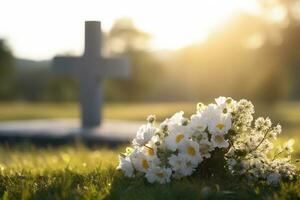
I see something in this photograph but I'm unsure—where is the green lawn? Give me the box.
[0,102,300,199]
[0,102,199,122]
[0,142,299,200]
[1,101,300,123]
[1,101,300,137]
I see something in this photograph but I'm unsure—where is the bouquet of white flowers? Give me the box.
[117,97,298,185]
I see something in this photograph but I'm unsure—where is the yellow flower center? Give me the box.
[176,134,184,143]
[216,123,225,130]
[187,146,196,156]
[142,159,149,169]
[147,148,155,156]
[214,135,224,143]
[156,172,164,178]
[196,125,203,130]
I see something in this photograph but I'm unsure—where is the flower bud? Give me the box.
[147,115,156,124]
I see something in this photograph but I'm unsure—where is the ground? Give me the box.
[0,142,299,200]
[0,102,299,199]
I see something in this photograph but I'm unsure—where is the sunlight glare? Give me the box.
[0,0,260,60]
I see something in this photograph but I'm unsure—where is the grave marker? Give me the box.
[53,21,130,128]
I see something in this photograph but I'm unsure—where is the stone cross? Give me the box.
[53,21,130,128]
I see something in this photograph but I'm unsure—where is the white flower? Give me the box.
[189,113,207,135]
[211,134,229,148]
[201,104,221,120]
[178,140,202,165]
[208,113,231,135]
[145,167,172,184]
[133,124,157,146]
[215,96,237,113]
[117,97,298,185]
[165,124,190,151]
[141,137,159,160]
[215,96,227,107]
[197,132,209,142]
[131,151,159,173]
[201,102,232,135]
[227,158,237,171]
[196,102,207,113]
[160,111,184,127]
[283,139,295,154]
[267,173,281,185]
[168,153,196,177]
[199,140,214,158]
[117,156,134,177]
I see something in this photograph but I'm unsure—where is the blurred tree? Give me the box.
[105,18,164,101]
[14,69,49,101]
[259,0,300,100]
[0,40,15,100]
[45,76,78,102]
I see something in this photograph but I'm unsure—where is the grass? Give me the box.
[1,101,300,123]
[1,101,300,138]
[0,102,300,199]
[0,102,200,122]
[0,139,299,200]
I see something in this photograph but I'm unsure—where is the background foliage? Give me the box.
[0,1,300,103]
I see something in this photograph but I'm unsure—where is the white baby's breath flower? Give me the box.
[211,134,229,148]
[133,124,157,146]
[145,167,172,184]
[283,139,295,154]
[117,156,134,177]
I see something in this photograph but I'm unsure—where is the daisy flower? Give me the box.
[208,113,231,135]
[168,153,195,177]
[178,140,202,165]
[201,104,221,121]
[141,136,160,160]
[133,123,157,146]
[117,155,134,177]
[131,151,159,173]
[199,140,214,158]
[145,167,172,184]
[215,96,237,113]
[211,134,229,148]
[189,113,207,135]
[165,124,190,151]
[160,111,184,128]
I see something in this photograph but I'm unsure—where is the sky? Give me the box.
[0,0,261,60]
